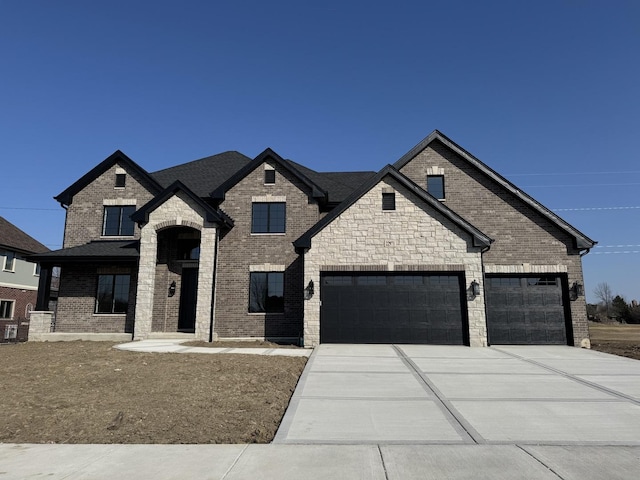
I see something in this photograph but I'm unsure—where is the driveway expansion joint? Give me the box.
[392,345,485,445]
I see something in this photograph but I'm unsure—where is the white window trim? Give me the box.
[33,263,41,276]
[2,252,15,272]
[0,299,15,319]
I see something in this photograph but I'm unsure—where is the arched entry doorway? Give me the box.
[152,226,201,333]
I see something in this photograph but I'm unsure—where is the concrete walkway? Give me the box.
[3,345,640,479]
[113,339,311,357]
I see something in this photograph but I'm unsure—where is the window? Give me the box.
[115,173,126,188]
[103,206,136,236]
[34,263,41,276]
[95,274,130,314]
[251,202,285,233]
[0,300,14,319]
[2,251,15,271]
[382,192,396,210]
[264,169,276,184]
[249,272,284,313]
[427,175,445,200]
[177,239,200,260]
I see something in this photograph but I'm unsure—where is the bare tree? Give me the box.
[593,282,614,315]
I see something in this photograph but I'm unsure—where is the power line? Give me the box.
[0,206,60,211]
[507,171,640,177]
[522,183,640,188]
[596,244,640,248]
[591,251,640,255]
[552,206,640,212]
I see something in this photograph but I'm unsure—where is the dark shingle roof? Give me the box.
[284,160,376,204]
[29,240,139,263]
[151,151,252,197]
[0,216,49,254]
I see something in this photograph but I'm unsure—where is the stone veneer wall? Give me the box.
[303,176,487,347]
[399,140,590,347]
[134,192,217,341]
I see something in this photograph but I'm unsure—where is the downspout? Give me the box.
[208,228,220,342]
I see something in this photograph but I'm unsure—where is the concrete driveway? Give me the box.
[274,344,640,445]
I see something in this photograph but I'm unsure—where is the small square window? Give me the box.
[427,175,445,200]
[264,170,276,184]
[382,192,395,210]
[115,173,126,188]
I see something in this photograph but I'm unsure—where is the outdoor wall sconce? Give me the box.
[168,281,176,297]
[304,279,314,300]
[470,280,480,296]
[569,281,584,301]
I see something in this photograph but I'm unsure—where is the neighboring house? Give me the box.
[30,131,596,347]
[0,216,49,342]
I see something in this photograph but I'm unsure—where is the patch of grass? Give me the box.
[0,341,306,444]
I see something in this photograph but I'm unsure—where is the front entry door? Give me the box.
[178,268,198,332]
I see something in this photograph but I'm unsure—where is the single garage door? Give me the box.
[320,272,468,345]
[486,275,571,345]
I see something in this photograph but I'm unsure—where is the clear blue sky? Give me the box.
[1,0,639,303]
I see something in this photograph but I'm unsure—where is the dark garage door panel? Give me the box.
[486,275,570,345]
[320,273,467,345]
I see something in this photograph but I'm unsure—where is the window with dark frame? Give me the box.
[103,206,136,236]
[249,272,284,313]
[382,192,396,210]
[264,169,276,184]
[115,173,126,187]
[251,202,286,233]
[0,300,14,319]
[95,274,131,314]
[427,175,445,200]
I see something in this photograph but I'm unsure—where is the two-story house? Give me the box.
[0,216,49,342]
[30,131,596,347]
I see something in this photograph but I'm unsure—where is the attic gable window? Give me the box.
[382,192,396,211]
[115,173,126,188]
[264,169,276,184]
[427,175,445,200]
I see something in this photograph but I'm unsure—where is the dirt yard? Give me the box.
[589,322,640,360]
[0,341,306,444]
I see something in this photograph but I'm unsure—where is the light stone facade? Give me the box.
[134,191,218,341]
[302,176,487,347]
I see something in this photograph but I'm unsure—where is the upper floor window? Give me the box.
[115,173,126,188]
[0,299,14,319]
[382,192,396,211]
[264,169,276,184]
[249,272,284,313]
[34,263,41,276]
[427,175,445,200]
[2,251,15,272]
[95,274,130,314]
[251,202,285,233]
[103,206,136,236]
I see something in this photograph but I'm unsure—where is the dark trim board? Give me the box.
[319,271,469,345]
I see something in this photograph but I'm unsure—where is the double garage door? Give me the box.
[319,272,571,345]
[320,272,468,345]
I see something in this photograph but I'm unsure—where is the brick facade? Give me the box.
[398,140,589,346]
[214,161,321,341]
[302,176,487,347]
[0,285,36,342]
[62,161,157,248]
